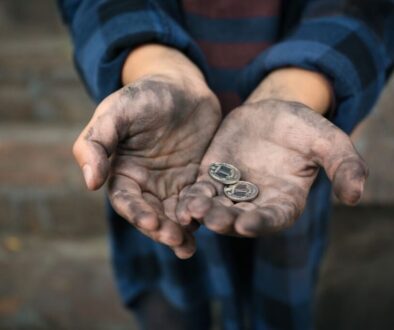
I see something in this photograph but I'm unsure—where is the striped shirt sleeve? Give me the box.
[57,0,205,102]
[239,0,394,133]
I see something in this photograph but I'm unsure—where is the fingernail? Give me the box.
[82,164,93,189]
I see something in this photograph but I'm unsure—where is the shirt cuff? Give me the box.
[72,1,206,102]
[238,16,392,133]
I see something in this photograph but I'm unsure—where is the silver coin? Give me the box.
[209,163,241,185]
[224,181,259,202]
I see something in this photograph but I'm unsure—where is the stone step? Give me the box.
[0,124,106,237]
[1,206,394,329]
[0,0,394,206]
[350,75,394,204]
[0,235,135,330]
[0,0,65,38]
[0,0,95,125]
[316,205,394,330]
[0,35,94,125]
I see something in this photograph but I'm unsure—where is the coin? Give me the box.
[209,163,241,185]
[224,181,259,202]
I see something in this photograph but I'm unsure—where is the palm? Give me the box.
[177,99,367,236]
[74,75,221,257]
[110,77,220,200]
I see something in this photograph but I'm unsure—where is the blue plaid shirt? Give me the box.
[58,1,394,329]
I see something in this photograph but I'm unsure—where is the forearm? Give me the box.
[246,67,333,115]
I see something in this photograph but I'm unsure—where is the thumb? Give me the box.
[316,130,368,205]
[73,96,127,190]
[331,156,368,205]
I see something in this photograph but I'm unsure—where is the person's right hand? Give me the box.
[73,62,221,258]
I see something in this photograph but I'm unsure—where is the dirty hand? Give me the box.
[73,45,221,258]
[176,69,368,237]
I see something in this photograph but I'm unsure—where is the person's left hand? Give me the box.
[175,98,368,236]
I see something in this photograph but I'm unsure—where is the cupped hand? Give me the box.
[176,99,368,236]
[73,74,221,257]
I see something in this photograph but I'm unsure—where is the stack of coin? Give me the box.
[208,163,259,202]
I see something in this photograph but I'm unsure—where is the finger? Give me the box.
[108,175,159,231]
[163,195,200,233]
[202,199,240,234]
[138,210,197,259]
[332,158,368,205]
[141,216,185,247]
[163,195,178,221]
[234,201,300,237]
[73,95,128,190]
[172,231,197,259]
[233,202,257,212]
[232,180,307,236]
[176,181,217,225]
[142,193,191,248]
[315,130,368,205]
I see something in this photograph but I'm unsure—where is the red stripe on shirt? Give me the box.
[198,41,271,68]
[183,0,281,19]
[217,92,242,115]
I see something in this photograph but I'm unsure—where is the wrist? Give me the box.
[246,67,334,115]
[122,44,208,91]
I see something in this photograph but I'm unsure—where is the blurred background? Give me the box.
[0,1,393,329]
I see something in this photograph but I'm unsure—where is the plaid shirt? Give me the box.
[59,1,394,329]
